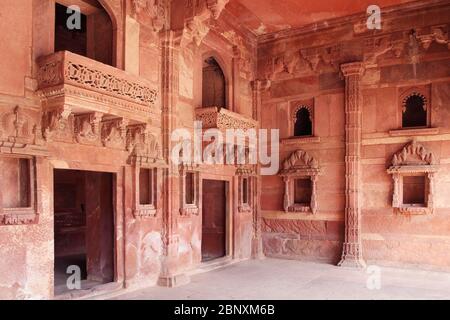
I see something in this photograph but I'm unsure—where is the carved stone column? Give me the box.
[158,31,190,287]
[250,79,269,259]
[338,62,366,268]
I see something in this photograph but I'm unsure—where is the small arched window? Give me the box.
[402,93,428,128]
[54,1,113,66]
[294,107,313,137]
[202,57,226,108]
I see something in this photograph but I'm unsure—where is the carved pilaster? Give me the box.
[158,31,190,287]
[338,62,366,268]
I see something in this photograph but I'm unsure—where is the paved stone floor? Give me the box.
[110,259,450,300]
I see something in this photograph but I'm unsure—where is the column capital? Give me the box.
[340,62,365,77]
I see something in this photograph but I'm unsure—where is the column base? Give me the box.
[251,238,265,260]
[157,273,190,287]
[338,255,366,269]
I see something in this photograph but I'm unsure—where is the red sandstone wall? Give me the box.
[259,2,450,270]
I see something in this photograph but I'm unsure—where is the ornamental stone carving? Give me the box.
[388,141,439,216]
[127,124,164,166]
[195,107,257,130]
[74,112,103,146]
[279,149,321,214]
[132,0,166,33]
[101,118,129,150]
[41,106,73,143]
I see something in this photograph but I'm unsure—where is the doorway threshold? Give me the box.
[54,281,123,300]
[188,256,238,276]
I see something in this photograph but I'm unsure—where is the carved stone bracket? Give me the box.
[74,112,103,145]
[195,107,257,130]
[279,149,321,214]
[131,0,166,33]
[41,106,73,143]
[101,118,129,149]
[388,141,439,216]
[127,124,164,167]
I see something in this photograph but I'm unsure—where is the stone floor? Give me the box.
[109,258,450,300]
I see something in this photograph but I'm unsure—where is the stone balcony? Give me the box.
[195,107,258,130]
[36,51,159,124]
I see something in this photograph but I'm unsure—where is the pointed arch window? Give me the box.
[202,57,226,108]
[294,106,313,137]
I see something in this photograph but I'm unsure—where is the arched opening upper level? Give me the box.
[202,57,227,108]
[54,0,113,66]
[294,107,313,137]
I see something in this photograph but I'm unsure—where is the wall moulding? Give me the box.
[279,149,322,214]
[387,140,439,216]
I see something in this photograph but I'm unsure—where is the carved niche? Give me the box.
[387,141,439,215]
[0,107,46,226]
[126,124,164,218]
[279,149,321,214]
[236,166,255,213]
[179,163,200,216]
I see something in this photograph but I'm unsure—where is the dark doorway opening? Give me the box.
[202,57,226,108]
[201,180,227,262]
[54,1,114,66]
[53,169,114,296]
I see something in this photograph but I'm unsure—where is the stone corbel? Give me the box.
[42,106,73,142]
[206,0,229,19]
[101,118,129,149]
[131,0,166,33]
[74,112,103,145]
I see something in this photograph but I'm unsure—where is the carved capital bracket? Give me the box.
[101,118,129,149]
[340,62,365,78]
[74,112,103,145]
[127,123,164,167]
[41,106,73,143]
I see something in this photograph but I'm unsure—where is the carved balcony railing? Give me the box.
[195,107,257,130]
[36,51,159,123]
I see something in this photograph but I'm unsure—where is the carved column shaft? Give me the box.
[339,62,366,268]
[158,31,189,287]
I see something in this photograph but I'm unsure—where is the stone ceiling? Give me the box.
[225,0,418,35]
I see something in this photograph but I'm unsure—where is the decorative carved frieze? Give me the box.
[0,106,43,146]
[388,141,439,216]
[195,107,257,130]
[74,112,103,146]
[279,149,321,214]
[301,45,341,72]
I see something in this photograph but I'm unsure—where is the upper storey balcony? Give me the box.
[36,51,159,124]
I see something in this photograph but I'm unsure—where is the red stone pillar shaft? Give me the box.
[158,31,189,286]
[338,62,366,268]
[250,79,268,259]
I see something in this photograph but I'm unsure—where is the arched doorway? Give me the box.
[202,57,227,108]
[54,0,113,66]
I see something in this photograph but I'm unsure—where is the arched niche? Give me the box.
[33,0,124,69]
